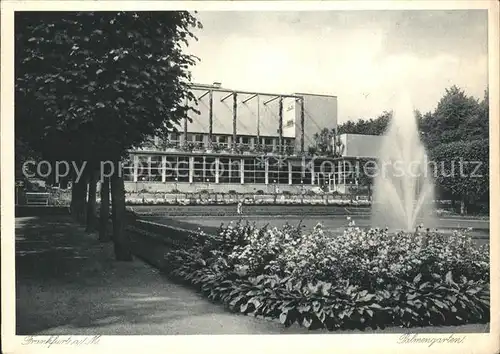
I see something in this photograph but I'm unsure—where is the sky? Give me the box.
[186,10,488,123]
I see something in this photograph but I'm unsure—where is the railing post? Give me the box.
[232,92,237,152]
[300,97,305,153]
[161,156,166,183]
[215,157,220,184]
[240,158,244,184]
[288,160,292,185]
[133,155,138,183]
[189,156,194,184]
[265,158,269,185]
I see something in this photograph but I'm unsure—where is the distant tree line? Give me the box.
[312,86,489,214]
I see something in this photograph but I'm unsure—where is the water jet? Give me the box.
[371,95,437,231]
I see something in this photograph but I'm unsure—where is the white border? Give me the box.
[1,1,499,354]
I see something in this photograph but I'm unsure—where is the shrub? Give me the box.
[48,189,72,206]
[163,220,489,330]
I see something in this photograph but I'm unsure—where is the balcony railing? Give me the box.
[135,140,346,159]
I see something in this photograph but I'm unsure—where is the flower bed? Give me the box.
[162,220,490,330]
[124,195,371,207]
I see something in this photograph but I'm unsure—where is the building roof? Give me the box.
[189,83,303,99]
[183,83,338,140]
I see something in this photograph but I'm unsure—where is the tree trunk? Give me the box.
[60,177,69,190]
[70,175,78,220]
[99,176,111,242]
[111,162,133,261]
[47,161,56,187]
[78,176,88,224]
[71,175,87,223]
[85,169,98,232]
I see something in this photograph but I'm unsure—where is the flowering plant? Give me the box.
[162,218,490,330]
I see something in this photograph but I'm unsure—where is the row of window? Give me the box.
[122,156,358,184]
[159,133,295,146]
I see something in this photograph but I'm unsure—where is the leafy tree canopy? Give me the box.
[312,128,334,155]
[16,11,202,162]
[337,111,391,136]
[419,86,487,148]
[322,86,489,205]
[430,139,489,203]
[336,86,488,148]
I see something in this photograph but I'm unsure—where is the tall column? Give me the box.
[202,156,206,181]
[288,160,292,185]
[338,160,342,186]
[189,156,194,183]
[147,156,152,180]
[209,90,213,146]
[232,92,237,151]
[240,158,245,184]
[300,97,305,153]
[256,95,261,149]
[343,160,346,186]
[161,156,166,183]
[265,158,269,184]
[133,155,138,182]
[183,117,188,148]
[311,159,315,185]
[355,160,360,186]
[215,157,220,184]
[332,162,336,191]
[278,96,283,154]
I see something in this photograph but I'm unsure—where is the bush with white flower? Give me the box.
[124,193,374,206]
[162,218,489,330]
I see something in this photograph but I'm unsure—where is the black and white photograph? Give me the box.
[2,1,499,354]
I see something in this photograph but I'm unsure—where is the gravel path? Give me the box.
[16,216,300,335]
[15,215,489,335]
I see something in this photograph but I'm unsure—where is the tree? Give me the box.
[312,128,333,155]
[86,168,98,232]
[311,86,489,214]
[420,86,488,210]
[337,112,390,136]
[99,176,111,242]
[430,140,489,215]
[15,137,38,181]
[16,11,202,260]
[421,86,483,148]
[476,88,489,139]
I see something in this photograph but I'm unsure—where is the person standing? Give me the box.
[237,200,243,215]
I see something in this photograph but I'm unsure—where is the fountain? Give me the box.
[371,94,437,231]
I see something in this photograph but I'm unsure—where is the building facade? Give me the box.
[124,83,380,194]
